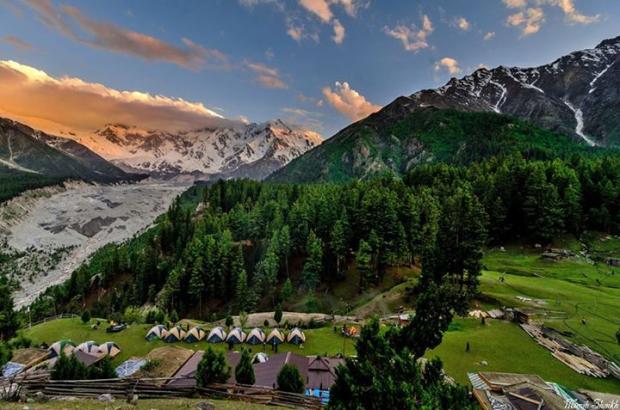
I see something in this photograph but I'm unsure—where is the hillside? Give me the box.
[0,117,132,182]
[269,108,593,183]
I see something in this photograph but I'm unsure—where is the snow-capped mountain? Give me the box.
[74,120,323,180]
[409,35,620,146]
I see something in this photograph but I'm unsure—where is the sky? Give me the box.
[0,0,618,138]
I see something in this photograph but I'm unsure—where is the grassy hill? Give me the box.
[269,107,600,183]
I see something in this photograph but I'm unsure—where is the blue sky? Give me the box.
[0,0,618,137]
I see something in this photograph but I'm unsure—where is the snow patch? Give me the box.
[563,100,596,147]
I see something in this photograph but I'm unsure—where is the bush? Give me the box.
[142,359,161,372]
[169,310,179,324]
[9,334,32,349]
[225,315,234,328]
[274,306,283,325]
[81,310,91,324]
[88,357,116,379]
[235,348,255,385]
[0,342,12,368]
[51,352,88,380]
[616,329,620,345]
[196,347,230,387]
[122,306,143,324]
[277,364,304,393]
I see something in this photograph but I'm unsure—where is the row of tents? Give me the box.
[146,325,306,345]
[48,340,121,359]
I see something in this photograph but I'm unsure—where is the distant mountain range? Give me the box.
[74,120,322,180]
[0,118,132,182]
[270,35,620,183]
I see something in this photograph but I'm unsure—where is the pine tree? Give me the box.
[330,218,348,277]
[196,347,231,386]
[356,240,373,292]
[235,348,255,385]
[188,256,205,317]
[281,278,293,302]
[303,231,323,291]
[277,364,305,393]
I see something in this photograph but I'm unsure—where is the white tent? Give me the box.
[164,326,186,343]
[246,328,266,345]
[252,352,269,364]
[185,327,206,343]
[98,342,121,358]
[48,340,75,358]
[225,327,246,344]
[76,341,99,354]
[207,327,227,343]
[145,325,168,341]
[287,328,306,345]
[266,328,285,345]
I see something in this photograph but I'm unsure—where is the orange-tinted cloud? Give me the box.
[245,62,288,89]
[3,36,33,51]
[23,0,227,69]
[0,60,238,136]
[322,81,381,122]
[383,15,434,52]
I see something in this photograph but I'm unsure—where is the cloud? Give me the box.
[503,0,528,8]
[297,94,324,107]
[454,17,471,31]
[322,81,381,121]
[506,7,545,35]
[435,57,461,75]
[484,31,496,40]
[299,0,333,23]
[383,15,434,52]
[22,1,227,70]
[541,0,600,24]
[281,107,325,132]
[332,19,345,44]
[3,36,33,51]
[0,60,238,136]
[503,0,599,36]
[245,62,288,89]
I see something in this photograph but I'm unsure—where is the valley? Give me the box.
[0,179,188,308]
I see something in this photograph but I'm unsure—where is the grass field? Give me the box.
[0,398,269,409]
[428,318,620,394]
[23,318,356,366]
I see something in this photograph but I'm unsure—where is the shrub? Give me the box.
[169,310,179,324]
[81,310,91,324]
[88,356,116,379]
[225,315,234,328]
[0,342,12,368]
[196,347,230,387]
[274,305,283,325]
[616,329,620,345]
[142,359,161,372]
[122,306,143,324]
[235,349,255,385]
[277,364,304,394]
[9,334,32,349]
[51,352,88,380]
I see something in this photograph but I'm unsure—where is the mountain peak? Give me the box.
[595,35,620,49]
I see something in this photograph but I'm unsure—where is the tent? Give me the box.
[98,342,121,358]
[165,325,186,343]
[185,327,206,343]
[226,328,246,344]
[253,352,269,364]
[266,329,285,346]
[246,328,266,345]
[75,341,99,354]
[287,328,306,345]
[48,340,75,358]
[145,325,168,341]
[207,327,227,343]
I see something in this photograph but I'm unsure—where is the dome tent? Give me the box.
[266,328,285,346]
[287,328,306,345]
[246,328,265,345]
[145,325,168,341]
[253,352,269,364]
[75,341,99,354]
[165,325,186,343]
[207,327,227,343]
[225,327,246,344]
[185,326,206,343]
[97,341,121,358]
[48,340,75,358]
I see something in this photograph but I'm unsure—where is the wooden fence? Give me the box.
[11,376,322,409]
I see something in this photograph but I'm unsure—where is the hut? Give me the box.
[185,327,206,343]
[98,342,121,358]
[287,328,306,345]
[266,329,285,346]
[48,340,75,358]
[145,325,168,341]
[207,327,227,343]
[246,328,266,345]
[226,328,246,344]
[75,341,99,354]
[164,326,186,343]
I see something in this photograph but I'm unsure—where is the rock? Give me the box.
[33,391,48,402]
[98,393,115,402]
[196,401,216,410]
[127,393,139,405]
